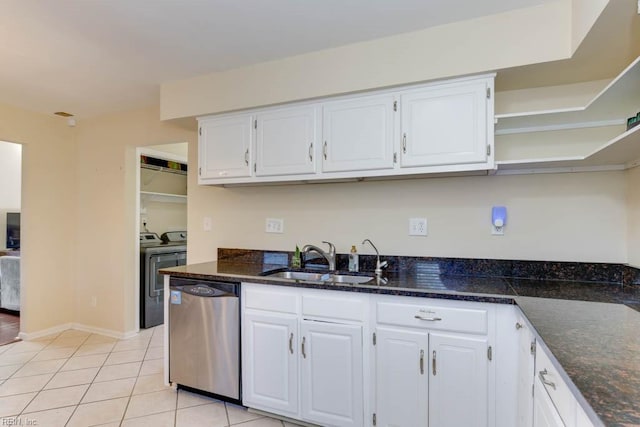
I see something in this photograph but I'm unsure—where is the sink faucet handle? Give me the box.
[322,241,336,255]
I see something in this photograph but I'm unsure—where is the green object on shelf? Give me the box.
[292,245,302,268]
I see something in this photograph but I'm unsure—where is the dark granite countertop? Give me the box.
[161,260,640,426]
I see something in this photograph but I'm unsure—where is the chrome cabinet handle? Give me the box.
[402,133,407,153]
[539,369,556,390]
[309,143,313,162]
[323,141,327,160]
[301,336,306,358]
[414,315,442,321]
[420,350,424,375]
[244,149,249,165]
[289,333,294,354]
[516,322,523,330]
[432,350,437,375]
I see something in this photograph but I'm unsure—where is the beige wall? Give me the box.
[627,165,640,267]
[161,1,572,119]
[0,103,76,334]
[188,165,627,264]
[74,106,195,334]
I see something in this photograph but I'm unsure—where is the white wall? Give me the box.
[627,165,640,267]
[188,167,627,264]
[0,141,22,248]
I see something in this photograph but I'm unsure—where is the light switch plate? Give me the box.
[265,218,284,233]
[409,218,428,236]
[203,216,212,232]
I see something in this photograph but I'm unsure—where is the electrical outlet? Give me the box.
[491,224,505,236]
[265,218,284,234]
[409,218,428,236]
[91,296,97,307]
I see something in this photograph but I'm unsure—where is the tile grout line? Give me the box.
[116,333,154,426]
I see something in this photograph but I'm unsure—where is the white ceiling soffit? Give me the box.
[0,0,550,119]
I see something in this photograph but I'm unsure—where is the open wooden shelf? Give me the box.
[140,191,187,203]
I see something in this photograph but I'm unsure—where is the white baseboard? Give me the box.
[19,323,139,341]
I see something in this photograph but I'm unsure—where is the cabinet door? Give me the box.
[256,106,318,176]
[322,94,395,172]
[517,318,536,427]
[400,81,489,168]
[300,320,363,427]
[375,327,428,427]
[242,312,298,417]
[429,332,489,427]
[533,374,566,427]
[199,114,252,179]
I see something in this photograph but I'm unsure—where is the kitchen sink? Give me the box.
[263,269,374,284]
[266,271,328,281]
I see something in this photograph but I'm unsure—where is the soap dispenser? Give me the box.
[348,245,359,272]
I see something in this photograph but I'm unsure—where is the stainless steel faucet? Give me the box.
[301,241,336,270]
[362,239,388,276]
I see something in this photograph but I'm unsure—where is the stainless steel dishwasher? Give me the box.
[169,277,240,401]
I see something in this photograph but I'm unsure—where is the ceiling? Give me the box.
[0,0,636,119]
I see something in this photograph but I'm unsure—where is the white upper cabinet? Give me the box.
[198,114,252,180]
[256,106,318,177]
[322,94,395,172]
[400,80,491,168]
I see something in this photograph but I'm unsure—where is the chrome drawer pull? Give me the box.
[301,336,306,358]
[414,315,442,321]
[289,333,294,354]
[539,369,556,390]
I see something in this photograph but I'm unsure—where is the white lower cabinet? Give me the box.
[242,283,366,427]
[374,327,428,427]
[300,320,363,427]
[242,312,298,417]
[428,332,489,427]
[533,372,566,427]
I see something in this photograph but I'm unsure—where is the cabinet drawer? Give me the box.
[244,285,298,314]
[536,344,577,427]
[302,293,366,322]
[376,301,487,334]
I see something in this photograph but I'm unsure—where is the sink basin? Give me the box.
[330,274,374,284]
[264,269,374,284]
[266,271,328,281]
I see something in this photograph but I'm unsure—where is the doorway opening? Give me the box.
[135,143,188,331]
[0,141,22,345]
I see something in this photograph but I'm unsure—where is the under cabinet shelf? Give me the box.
[494,55,640,172]
[140,191,187,203]
[496,124,640,172]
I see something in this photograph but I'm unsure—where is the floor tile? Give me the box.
[94,361,141,382]
[175,402,228,427]
[23,384,88,412]
[236,418,285,427]
[44,367,99,390]
[113,338,150,352]
[20,405,75,427]
[121,410,176,427]
[12,359,65,378]
[227,402,264,425]
[75,342,116,356]
[0,392,37,417]
[60,353,108,371]
[82,377,136,403]
[132,373,169,395]
[66,396,128,427]
[3,340,49,354]
[0,364,21,380]
[177,389,220,409]
[47,336,87,348]
[0,350,37,366]
[125,389,177,419]
[84,334,118,345]
[104,348,146,366]
[31,346,77,362]
[139,358,162,376]
[144,346,163,360]
[0,373,53,396]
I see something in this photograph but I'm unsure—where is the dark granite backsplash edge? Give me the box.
[217,248,640,286]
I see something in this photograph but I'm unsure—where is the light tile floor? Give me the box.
[0,326,303,427]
